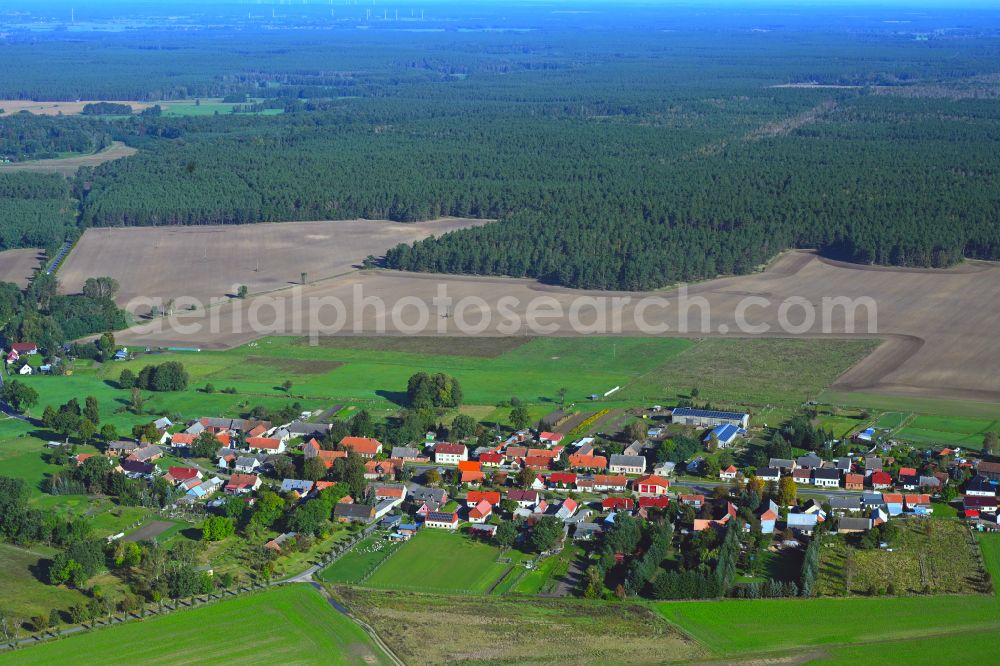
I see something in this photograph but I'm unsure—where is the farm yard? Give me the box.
[815,519,988,597]
[0,248,44,287]
[0,584,391,666]
[56,217,491,311]
[339,587,704,665]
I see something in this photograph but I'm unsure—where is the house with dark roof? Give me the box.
[424,511,459,529]
[755,467,780,483]
[966,475,996,497]
[838,517,872,534]
[334,503,376,523]
[812,468,841,488]
[979,461,1000,482]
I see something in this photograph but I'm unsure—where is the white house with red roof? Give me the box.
[246,437,286,454]
[468,500,493,523]
[225,473,261,494]
[719,465,738,480]
[539,431,565,447]
[434,442,468,464]
[634,474,670,496]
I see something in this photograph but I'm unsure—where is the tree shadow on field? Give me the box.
[181,527,202,541]
[375,389,408,407]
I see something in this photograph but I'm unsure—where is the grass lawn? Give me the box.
[819,389,1000,422]
[0,542,88,620]
[815,413,865,439]
[316,533,399,584]
[816,629,1000,664]
[894,414,1000,448]
[657,533,1000,658]
[620,338,879,412]
[363,529,510,594]
[0,584,389,666]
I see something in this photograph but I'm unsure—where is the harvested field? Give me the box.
[339,587,705,665]
[0,141,137,176]
[0,100,153,116]
[0,248,44,287]
[124,520,174,542]
[58,217,490,307]
[103,249,1000,403]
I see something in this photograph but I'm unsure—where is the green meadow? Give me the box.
[363,529,512,594]
[0,584,390,665]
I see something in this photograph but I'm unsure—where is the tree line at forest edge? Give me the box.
[2,28,1000,288]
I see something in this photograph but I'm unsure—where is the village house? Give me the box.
[870,471,893,490]
[478,452,503,466]
[548,472,577,490]
[365,459,402,481]
[838,517,872,534]
[434,442,468,464]
[979,461,1000,482]
[591,474,628,493]
[755,467,781,483]
[340,436,383,459]
[507,489,540,509]
[639,496,670,511]
[568,453,608,471]
[234,456,263,474]
[335,503,376,524]
[883,493,905,516]
[758,500,779,534]
[845,473,865,491]
[812,468,841,488]
[128,445,164,463]
[106,440,139,457]
[797,453,822,469]
[265,532,297,552]
[303,438,347,469]
[246,436,286,454]
[119,459,156,479]
[468,500,493,523]
[466,490,501,507]
[281,479,315,499]
[538,431,565,447]
[769,458,796,473]
[424,511,460,529]
[679,494,705,508]
[608,454,646,475]
[225,473,261,495]
[164,467,202,486]
[719,465,739,480]
[391,446,423,461]
[966,476,996,497]
[603,497,634,512]
[792,468,812,484]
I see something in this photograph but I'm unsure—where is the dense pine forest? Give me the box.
[1,4,999,289]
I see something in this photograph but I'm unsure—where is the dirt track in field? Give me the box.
[58,217,492,306]
[0,248,44,287]
[124,520,173,542]
[0,141,137,176]
[94,242,1000,403]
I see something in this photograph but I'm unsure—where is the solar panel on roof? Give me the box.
[673,408,748,419]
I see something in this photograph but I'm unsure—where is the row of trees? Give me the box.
[119,362,189,392]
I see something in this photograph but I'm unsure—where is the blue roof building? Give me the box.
[703,424,742,448]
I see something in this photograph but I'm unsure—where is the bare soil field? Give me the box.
[100,248,999,402]
[0,100,153,116]
[0,248,44,287]
[0,141,137,176]
[123,520,173,542]
[58,217,491,306]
